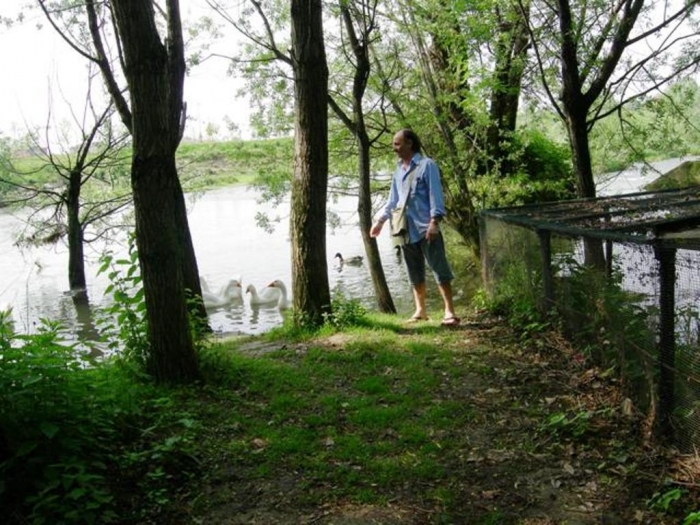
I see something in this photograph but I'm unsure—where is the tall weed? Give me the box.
[96,234,150,368]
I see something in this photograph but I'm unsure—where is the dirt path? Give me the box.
[193,316,689,525]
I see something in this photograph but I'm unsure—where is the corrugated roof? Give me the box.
[480,186,700,248]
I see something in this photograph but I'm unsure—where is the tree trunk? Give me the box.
[172,177,209,328]
[290,0,331,326]
[565,109,596,199]
[357,130,396,313]
[66,169,86,291]
[338,2,395,314]
[111,0,200,382]
[566,107,606,268]
[487,3,530,175]
[132,155,199,381]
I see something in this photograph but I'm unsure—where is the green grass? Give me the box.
[176,137,293,191]
[190,318,480,506]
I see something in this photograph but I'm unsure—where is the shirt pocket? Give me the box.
[413,175,428,197]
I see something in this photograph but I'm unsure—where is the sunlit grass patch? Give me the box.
[188,322,487,510]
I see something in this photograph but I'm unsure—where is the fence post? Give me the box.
[537,229,554,313]
[479,217,491,295]
[605,239,613,278]
[654,243,676,442]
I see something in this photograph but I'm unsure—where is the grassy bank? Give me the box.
[177,137,293,191]
[1,138,295,204]
[3,312,699,524]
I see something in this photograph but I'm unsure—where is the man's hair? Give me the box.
[401,129,422,153]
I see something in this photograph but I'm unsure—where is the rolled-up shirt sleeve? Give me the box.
[426,159,446,220]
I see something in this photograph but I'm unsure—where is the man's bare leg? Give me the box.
[437,281,458,321]
[411,282,428,319]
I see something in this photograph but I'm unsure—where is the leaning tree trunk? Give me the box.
[357,130,396,313]
[172,176,209,328]
[338,2,395,314]
[486,2,530,175]
[111,0,199,382]
[289,0,331,326]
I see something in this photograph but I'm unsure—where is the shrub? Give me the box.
[323,293,369,330]
[0,312,201,524]
[96,235,150,369]
[0,318,121,523]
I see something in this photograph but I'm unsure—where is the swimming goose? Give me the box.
[246,283,282,306]
[334,252,363,267]
[267,279,289,309]
[201,275,241,295]
[203,279,243,308]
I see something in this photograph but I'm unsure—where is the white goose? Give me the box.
[334,252,363,267]
[202,279,243,308]
[246,280,289,309]
[267,279,289,310]
[246,282,281,306]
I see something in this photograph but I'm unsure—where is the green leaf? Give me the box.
[22,375,42,387]
[39,421,60,439]
[16,440,38,457]
[68,487,87,500]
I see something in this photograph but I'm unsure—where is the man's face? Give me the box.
[392,132,412,161]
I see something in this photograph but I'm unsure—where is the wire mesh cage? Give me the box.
[480,186,700,450]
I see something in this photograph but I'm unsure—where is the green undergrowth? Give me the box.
[3,310,699,524]
[0,318,201,524]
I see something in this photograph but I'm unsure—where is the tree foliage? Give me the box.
[522,0,700,198]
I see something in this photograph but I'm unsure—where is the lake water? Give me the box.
[596,156,700,196]
[0,185,463,341]
[3,157,694,343]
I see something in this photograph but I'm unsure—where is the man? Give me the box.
[369,129,460,326]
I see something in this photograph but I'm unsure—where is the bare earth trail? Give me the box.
[190,316,694,525]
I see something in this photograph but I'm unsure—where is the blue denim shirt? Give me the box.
[381,153,447,243]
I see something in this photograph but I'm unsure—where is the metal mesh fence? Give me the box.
[480,211,700,450]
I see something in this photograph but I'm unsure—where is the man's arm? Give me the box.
[370,173,400,237]
[426,159,446,221]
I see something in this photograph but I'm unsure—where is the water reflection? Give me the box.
[70,293,101,343]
